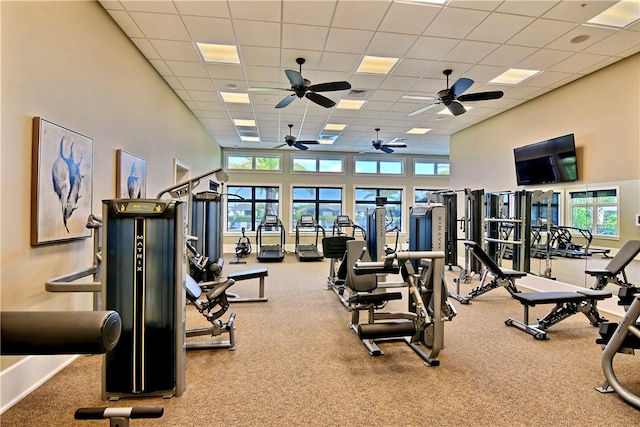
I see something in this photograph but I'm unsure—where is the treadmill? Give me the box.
[295,215,326,262]
[256,214,285,262]
[332,215,366,239]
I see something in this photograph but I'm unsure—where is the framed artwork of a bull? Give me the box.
[31,117,93,245]
[116,149,146,199]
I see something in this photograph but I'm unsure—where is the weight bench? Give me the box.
[462,241,526,303]
[586,240,640,290]
[227,268,269,302]
[185,275,237,350]
[199,267,269,303]
[506,288,612,340]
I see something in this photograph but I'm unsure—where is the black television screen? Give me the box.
[514,134,578,186]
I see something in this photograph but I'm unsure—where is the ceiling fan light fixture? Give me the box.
[336,99,366,110]
[195,43,240,64]
[220,92,250,103]
[356,56,399,75]
[490,68,540,85]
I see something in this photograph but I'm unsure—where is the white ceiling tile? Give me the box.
[182,16,235,44]
[120,0,177,14]
[228,0,282,22]
[131,38,160,59]
[149,59,172,76]
[240,46,282,67]
[423,7,490,39]
[166,60,208,78]
[178,77,217,91]
[519,70,573,88]
[392,58,437,78]
[479,45,538,67]
[447,1,502,13]
[366,32,419,58]
[282,24,330,51]
[282,0,337,26]
[332,1,390,31]
[98,1,124,11]
[189,90,220,102]
[205,63,246,82]
[325,28,374,54]
[515,49,573,70]
[542,1,618,23]
[548,52,611,74]
[162,76,184,90]
[174,1,230,18]
[233,20,281,48]
[346,73,386,90]
[405,36,460,61]
[319,52,362,73]
[245,65,283,83]
[150,39,201,61]
[106,10,144,38]
[583,30,640,57]
[507,19,576,48]
[466,13,535,44]
[378,1,439,35]
[129,12,190,40]
[495,1,558,17]
[443,40,499,63]
[545,25,617,52]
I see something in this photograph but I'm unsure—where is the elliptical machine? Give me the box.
[231,227,252,264]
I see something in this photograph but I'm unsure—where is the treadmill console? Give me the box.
[336,215,351,226]
[300,215,314,226]
[263,215,279,226]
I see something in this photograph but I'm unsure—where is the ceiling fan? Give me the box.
[359,128,407,154]
[273,124,319,151]
[249,57,351,109]
[407,69,504,117]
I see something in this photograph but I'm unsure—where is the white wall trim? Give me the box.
[1,354,77,414]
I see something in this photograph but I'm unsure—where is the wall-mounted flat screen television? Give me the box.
[513,133,578,186]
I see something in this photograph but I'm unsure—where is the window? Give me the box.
[291,156,344,173]
[292,187,343,229]
[414,189,445,203]
[354,188,403,230]
[414,159,450,176]
[569,189,618,237]
[226,186,280,232]
[531,192,560,226]
[226,153,281,171]
[355,158,404,175]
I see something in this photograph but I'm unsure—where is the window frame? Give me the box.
[225,184,282,233]
[290,154,346,174]
[353,186,405,232]
[354,157,405,176]
[225,152,283,173]
[413,158,450,176]
[290,185,345,232]
[568,187,619,238]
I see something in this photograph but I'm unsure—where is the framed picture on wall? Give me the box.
[31,117,93,245]
[116,149,147,199]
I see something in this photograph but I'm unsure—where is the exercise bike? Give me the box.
[231,227,252,264]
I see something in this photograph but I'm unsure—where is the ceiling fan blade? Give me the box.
[384,142,407,148]
[272,143,287,149]
[308,81,352,92]
[447,100,467,116]
[457,91,504,102]
[297,140,320,145]
[305,92,336,108]
[450,77,474,97]
[293,142,309,151]
[247,87,290,92]
[408,103,440,116]
[275,94,297,109]
[380,146,394,154]
[285,69,305,87]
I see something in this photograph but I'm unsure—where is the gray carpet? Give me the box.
[2,252,639,426]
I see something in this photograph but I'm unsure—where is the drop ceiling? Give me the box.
[99,0,640,156]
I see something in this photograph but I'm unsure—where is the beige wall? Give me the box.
[1,1,221,370]
[450,53,640,249]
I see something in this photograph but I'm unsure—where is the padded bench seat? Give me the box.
[227,268,268,281]
[506,289,612,340]
[348,291,403,306]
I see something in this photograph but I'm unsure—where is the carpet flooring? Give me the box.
[2,252,639,426]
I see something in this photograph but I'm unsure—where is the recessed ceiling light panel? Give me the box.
[356,56,400,75]
[196,43,240,64]
[336,100,366,110]
[490,69,540,85]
